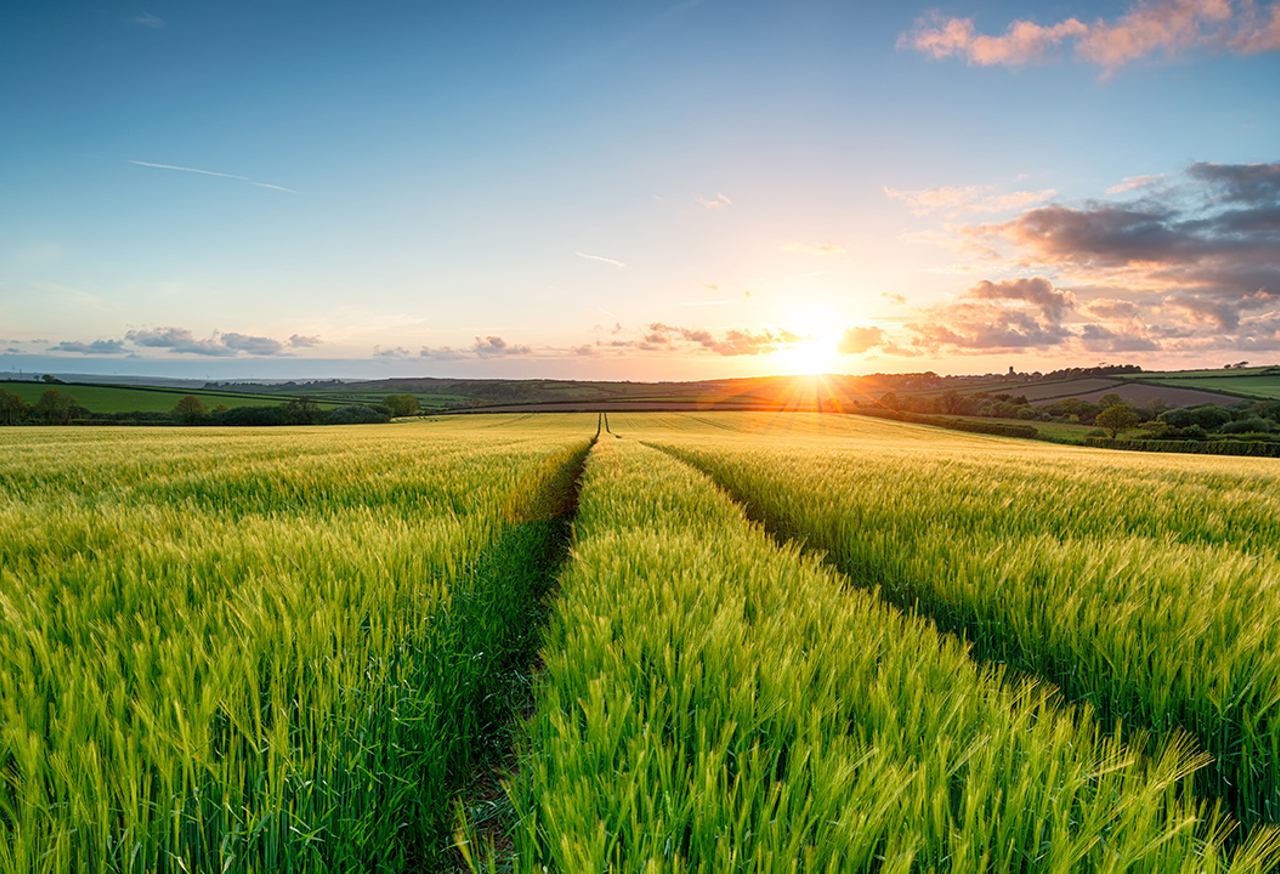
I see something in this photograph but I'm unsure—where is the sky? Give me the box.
[2,0,1278,381]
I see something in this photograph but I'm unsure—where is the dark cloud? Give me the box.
[47,339,129,355]
[907,304,1073,351]
[1189,161,1280,204]
[373,346,411,359]
[983,204,1197,267]
[959,161,1280,345]
[289,334,322,348]
[471,336,531,358]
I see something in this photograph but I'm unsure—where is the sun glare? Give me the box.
[777,308,844,375]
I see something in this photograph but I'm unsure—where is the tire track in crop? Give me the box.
[447,437,595,871]
[647,441,1277,833]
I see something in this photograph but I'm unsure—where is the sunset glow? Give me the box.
[1,1,1276,380]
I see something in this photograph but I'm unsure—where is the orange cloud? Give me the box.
[903,0,1280,71]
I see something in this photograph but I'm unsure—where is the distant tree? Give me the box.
[325,404,391,425]
[1096,403,1140,439]
[1097,393,1124,409]
[939,389,962,415]
[281,397,323,425]
[0,389,29,425]
[33,389,77,425]
[40,374,61,384]
[171,395,209,425]
[382,394,421,418]
[878,391,899,411]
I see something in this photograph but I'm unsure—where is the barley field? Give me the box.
[4,413,1280,872]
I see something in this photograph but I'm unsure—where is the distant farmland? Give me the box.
[0,380,337,414]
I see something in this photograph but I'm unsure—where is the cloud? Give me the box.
[1085,298,1143,320]
[124,326,294,356]
[968,165,1280,325]
[575,251,627,268]
[1106,174,1169,195]
[836,326,887,354]
[907,304,1075,351]
[288,333,323,348]
[969,276,1076,319]
[698,193,733,209]
[640,323,802,356]
[472,336,532,358]
[885,184,1057,217]
[373,346,411,359]
[221,333,284,355]
[419,346,469,360]
[132,13,164,27]
[780,242,847,256]
[901,13,1087,65]
[125,327,236,356]
[902,0,1280,72]
[1078,323,1163,352]
[893,159,1280,359]
[47,339,128,355]
[130,160,295,193]
[1188,160,1280,203]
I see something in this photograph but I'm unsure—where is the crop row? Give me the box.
[650,423,1280,825]
[0,423,590,873]
[491,437,1280,871]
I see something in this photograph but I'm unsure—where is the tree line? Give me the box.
[0,389,425,426]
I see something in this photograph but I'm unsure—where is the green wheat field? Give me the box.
[3,413,1280,872]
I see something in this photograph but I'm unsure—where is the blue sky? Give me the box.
[3,0,1278,380]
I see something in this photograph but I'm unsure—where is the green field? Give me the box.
[4,414,1280,871]
[1140,375,1280,401]
[0,381,340,414]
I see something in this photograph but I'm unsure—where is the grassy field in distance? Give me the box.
[0,380,343,413]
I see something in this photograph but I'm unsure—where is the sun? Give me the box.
[781,336,839,375]
[775,309,844,375]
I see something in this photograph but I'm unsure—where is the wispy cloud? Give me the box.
[575,251,627,268]
[698,193,733,209]
[132,13,164,28]
[902,0,1280,73]
[1106,174,1169,195]
[130,160,296,193]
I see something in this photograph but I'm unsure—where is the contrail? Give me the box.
[130,160,294,192]
[575,251,627,268]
